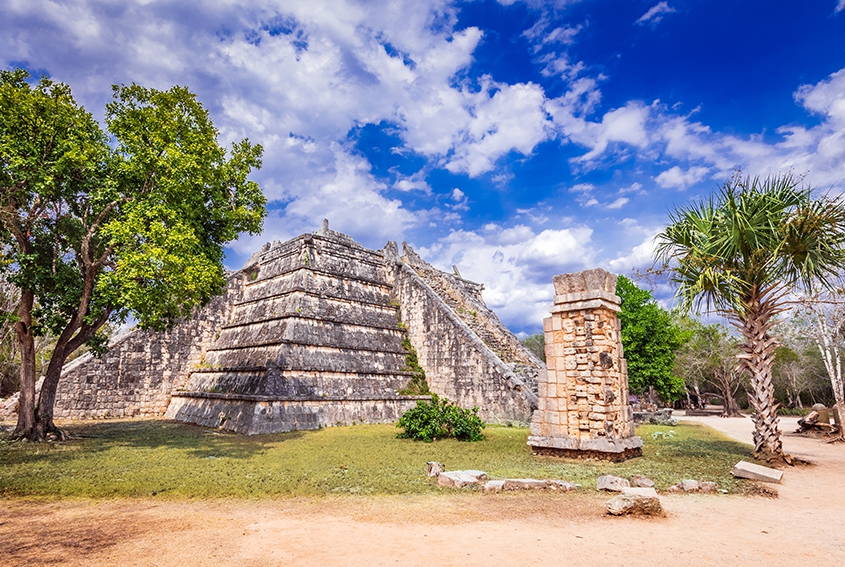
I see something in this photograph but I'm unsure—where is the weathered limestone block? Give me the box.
[731,460,783,484]
[502,478,549,490]
[631,474,655,488]
[597,474,631,492]
[606,494,664,517]
[437,470,487,488]
[528,268,642,461]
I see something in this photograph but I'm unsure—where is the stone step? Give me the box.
[232,291,399,328]
[244,265,391,301]
[212,316,406,353]
[204,342,408,373]
[181,368,414,398]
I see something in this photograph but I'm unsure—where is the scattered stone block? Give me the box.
[731,460,783,484]
[678,479,700,492]
[622,487,658,498]
[503,478,548,490]
[426,461,445,478]
[597,474,630,492]
[547,480,578,491]
[483,480,506,492]
[437,470,487,488]
[630,474,654,488]
[699,481,718,493]
[606,494,664,517]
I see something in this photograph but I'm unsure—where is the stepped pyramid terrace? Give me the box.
[48,221,543,434]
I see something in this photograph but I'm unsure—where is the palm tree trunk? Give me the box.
[735,299,789,463]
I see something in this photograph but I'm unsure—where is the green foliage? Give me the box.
[616,275,686,402]
[0,420,761,497]
[674,317,745,410]
[521,332,546,362]
[1,70,266,335]
[1,70,266,434]
[397,394,484,442]
[655,173,845,315]
[399,336,429,395]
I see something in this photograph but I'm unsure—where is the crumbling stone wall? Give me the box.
[528,268,641,460]
[53,273,242,419]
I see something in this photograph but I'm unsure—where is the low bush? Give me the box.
[397,394,484,442]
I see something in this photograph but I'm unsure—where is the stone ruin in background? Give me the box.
[19,220,543,434]
[528,268,642,461]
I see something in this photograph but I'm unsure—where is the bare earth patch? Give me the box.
[2,415,844,566]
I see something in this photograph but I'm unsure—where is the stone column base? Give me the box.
[528,434,643,462]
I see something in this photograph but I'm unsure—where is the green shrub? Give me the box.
[397,394,484,442]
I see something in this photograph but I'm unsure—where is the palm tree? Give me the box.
[656,173,845,463]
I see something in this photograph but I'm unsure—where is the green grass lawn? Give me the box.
[0,420,759,499]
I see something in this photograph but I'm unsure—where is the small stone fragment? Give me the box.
[547,480,577,492]
[483,480,505,492]
[631,474,654,488]
[502,478,548,490]
[606,494,664,516]
[678,479,700,492]
[596,474,630,492]
[699,481,718,493]
[437,470,487,488]
[426,461,445,478]
[731,460,783,484]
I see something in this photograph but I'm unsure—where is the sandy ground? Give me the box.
[2,415,844,566]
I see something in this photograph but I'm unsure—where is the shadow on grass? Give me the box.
[1,419,306,464]
[0,419,759,499]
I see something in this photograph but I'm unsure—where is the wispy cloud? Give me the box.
[836,0,845,14]
[636,2,677,25]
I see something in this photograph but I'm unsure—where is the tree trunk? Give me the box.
[30,343,68,440]
[735,300,789,464]
[716,371,742,417]
[26,308,108,441]
[13,290,38,439]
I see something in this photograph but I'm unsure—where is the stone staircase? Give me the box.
[165,223,423,433]
[400,243,543,395]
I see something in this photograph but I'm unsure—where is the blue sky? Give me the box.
[4,0,845,334]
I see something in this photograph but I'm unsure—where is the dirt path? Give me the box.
[2,415,844,566]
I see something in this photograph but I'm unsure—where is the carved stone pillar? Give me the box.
[527,268,642,461]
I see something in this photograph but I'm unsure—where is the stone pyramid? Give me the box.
[47,221,543,434]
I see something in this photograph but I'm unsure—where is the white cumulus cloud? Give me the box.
[418,224,595,330]
[655,165,710,189]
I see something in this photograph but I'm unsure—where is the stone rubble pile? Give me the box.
[427,464,578,492]
[633,408,678,426]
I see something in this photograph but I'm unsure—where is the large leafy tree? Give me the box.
[616,275,686,404]
[0,70,266,440]
[656,174,845,463]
